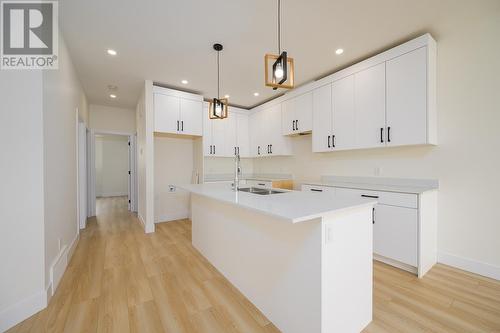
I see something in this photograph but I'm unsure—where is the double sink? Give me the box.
[238,187,286,195]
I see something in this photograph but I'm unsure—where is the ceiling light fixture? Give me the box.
[224,94,230,98]
[181,79,188,84]
[335,48,344,55]
[109,94,117,99]
[264,0,294,90]
[107,49,117,56]
[208,43,228,119]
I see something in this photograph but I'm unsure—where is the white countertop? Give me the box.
[204,173,292,182]
[301,176,439,194]
[179,183,376,223]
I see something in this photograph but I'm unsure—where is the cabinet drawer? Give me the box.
[246,180,273,188]
[335,187,417,208]
[301,184,335,194]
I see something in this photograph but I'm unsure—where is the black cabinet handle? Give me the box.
[387,126,391,143]
[258,183,266,186]
[361,194,379,199]
[292,120,296,131]
[258,146,260,155]
[237,147,240,155]
[213,145,215,154]
[181,121,184,131]
[234,147,237,155]
[327,135,331,148]
[296,119,299,131]
[270,144,273,154]
[210,145,212,154]
[267,145,270,153]
[380,128,384,143]
[310,188,323,192]
[177,120,179,131]
[372,207,375,224]
[332,135,335,148]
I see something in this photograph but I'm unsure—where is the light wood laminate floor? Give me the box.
[8,197,500,333]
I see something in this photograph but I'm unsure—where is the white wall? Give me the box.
[95,135,129,197]
[204,157,254,176]
[42,32,88,294]
[0,71,46,331]
[89,104,136,134]
[253,7,500,274]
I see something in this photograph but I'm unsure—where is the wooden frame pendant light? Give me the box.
[209,43,228,119]
[265,0,294,90]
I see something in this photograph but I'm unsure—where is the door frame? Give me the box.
[77,119,87,229]
[86,130,137,222]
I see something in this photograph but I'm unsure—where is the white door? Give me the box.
[224,112,238,157]
[374,205,418,267]
[202,104,213,156]
[281,98,296,135]
[211,117,226,157]
[295,92,313,133]
[332,75,356,150]
[154,93,179,133]
[180,98,202,136]
[386,47,427,146]
[236,113,250,157]
[354,63,386,148]
[312,84,333,152]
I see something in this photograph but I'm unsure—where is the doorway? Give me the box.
[86,130,137,220]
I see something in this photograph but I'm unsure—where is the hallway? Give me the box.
[7,198,500,333]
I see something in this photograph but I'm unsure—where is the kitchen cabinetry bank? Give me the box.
[302,176,438,278]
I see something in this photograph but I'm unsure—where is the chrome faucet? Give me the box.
[232,152,241,191]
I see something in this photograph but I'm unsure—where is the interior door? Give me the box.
[374,204,418,267]
[312,83,333,152]
[154,93,179,133]
[354,63,386,148]
[386,47,427,146]
[332,75,356,150]
[180,98,202,136]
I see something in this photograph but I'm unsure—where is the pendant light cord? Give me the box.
[217,50,220,99]
[277,0,281,54]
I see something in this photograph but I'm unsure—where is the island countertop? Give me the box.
[179,183,376,223]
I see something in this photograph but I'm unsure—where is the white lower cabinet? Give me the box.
[302,184,437,277]
[373,204,417,267]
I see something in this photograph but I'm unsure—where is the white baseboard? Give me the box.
[438,252,500,281]
[0,289,46,332]
[155,212,189,224]
[50,232,80,297]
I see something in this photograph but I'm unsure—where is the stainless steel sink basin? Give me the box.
[238,187,285,195]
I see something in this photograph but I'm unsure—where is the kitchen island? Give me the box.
[180,183,376,333]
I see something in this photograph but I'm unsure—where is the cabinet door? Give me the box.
[236,113,250,157]
[281,98,296,135]
[154,93,180,133]
[312,84,333,152]
[266,104,291,155]
[354,63,386,148]
[332,75,356,150]
[295,92,313,133]
[202,103,213,156]
[386,47,427,146]
[249,111,263,157]
[211,117,226,157]
[224,113,238,157]
[374,205,418,267]
[179,98,202,136]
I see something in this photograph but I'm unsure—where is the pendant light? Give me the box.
[264,0,294,90]
[209,43,228,119]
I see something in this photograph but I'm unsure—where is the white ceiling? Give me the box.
[60,0,476,109]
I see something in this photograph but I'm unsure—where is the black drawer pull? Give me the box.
[310,189,323,192]
[332,135,335,148]
[387,126,391,143]
[380,128,384,143]
[361,194,379,199]
[258,183,266,186]
[372,207,375,224]
[292,120,296,131]
[296,119,299,131]
[327,135,331,148]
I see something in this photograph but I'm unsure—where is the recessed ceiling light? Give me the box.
[253,92,259,97]
[335,48,344,55]
[107,49,117,56]
[109,94,117,99]
[181,79,188,85]
[224,94,230,98]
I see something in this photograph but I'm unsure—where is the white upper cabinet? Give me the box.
[354,63,387,149]
[332,75,356,150]
[282,92,313,135]
[250,104,292,157]
[153,86,203,136]
[312,84,333,152]
[386,47,428,146]
[224,113,238,157]
[236,113,250,157]
[203,103,226,157]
